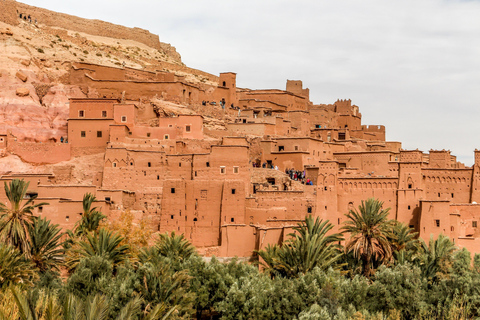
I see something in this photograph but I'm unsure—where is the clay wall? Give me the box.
[338,114,362,131]
[226,122,276,136]
[37,185,97,199]
[238,99,287,112]
[72,63,158,82]
[158,115,204,140]
[400,149,424,162]
[148,61,219,83]
[114,104,135,125]
[418,200,452,242]
[7,140,70,164]
[422,169,472,203]
[69,99,116,119]
[78,75,201,105]
[68,119,113,148]
[337,178,398,224]
[246,190,315,225]
[450,204,480,239]
[334,151,391,176]
[15,2,164,51]
[428,150,452,168]
[219,225,256,257]
[286,80,309,99]
[287,111,310,136]
[238,90,308,111]
[308,107,338,130]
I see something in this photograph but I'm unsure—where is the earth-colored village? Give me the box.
[2,0,480,259]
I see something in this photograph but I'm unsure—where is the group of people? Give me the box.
[19,13,36,24]
[200,100,239,111]
[285,168,314,185]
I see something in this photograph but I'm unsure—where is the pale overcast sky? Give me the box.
[20,0,480,165]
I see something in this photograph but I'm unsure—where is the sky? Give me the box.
[20,0,480,165]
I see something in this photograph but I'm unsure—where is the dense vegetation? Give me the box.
[0,180,479,319]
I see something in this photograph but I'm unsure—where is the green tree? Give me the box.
[418,234,456,283]
[389,222,420,265]
[0,179,48,253]
[257,216,343,278]
[0,243,38,289]
[27,217,64,273]
[74,193,106,237]
[341,198,394,277]
[66,228,129,271]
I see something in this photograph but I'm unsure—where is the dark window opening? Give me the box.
[206,162,210,167]
[408,184,412,189]
[171,215,174,219]
[157,175,160,180]
[473,221,478,228]
[307,206,312,213]
[231,217,235,222]
[232,189,236,194]
[148,162,151,167]
[338,132,346,140]
[38,206,43,212]
[193,218,198,222]
[324,186,328,191]
[147,132,151,137]
[409,225,414,229]
[105,197,111,202]
[451,193,454,198]
[79,110,84,117]
[438,193,441,197]
[222,81,226,86]
[435,219,440,227]
[81,131,86,137]
[186,125,191,132]
[171,188,175,193]
[278,146,285,151]
[408,205,411,210]
[266,178,275,185]
[97,131,102,138]
[102,110,107,117]
[179,163,181,167]
[243,119,246,123]
[315,124,321,129]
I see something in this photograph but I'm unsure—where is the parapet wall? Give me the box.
[14,1,164,52]
[7,140,71,164]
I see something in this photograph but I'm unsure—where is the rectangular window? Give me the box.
[164,135,169,140]
[171,188,175,194]
[80,131,86,137]
[206,162,210,167]
[102,110,107,117]
[220,166,226,174]
[185,125,191,132]
[147,132,151,137]
[473,221,478,228]
[233,166,239,174]
[435,219,440,227]
[232,189,236,194]
[338,132,346,140]
[231,217,235,223]
[294,146,299,151]
[78,110,85,117]
[121,116,127,122]
[97,131,102,138]
[307,206,312,213]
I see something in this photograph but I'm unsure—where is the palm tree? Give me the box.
[418,234,456,283]
[27,217,64,273]
[74,193,106,237]
[0,179,48,253]
[389,221,421,265]
[66,228,130,271]
[156,231,197,262]
[341,198,394,277]
[257,216,343,278]
[0,243,38,289]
